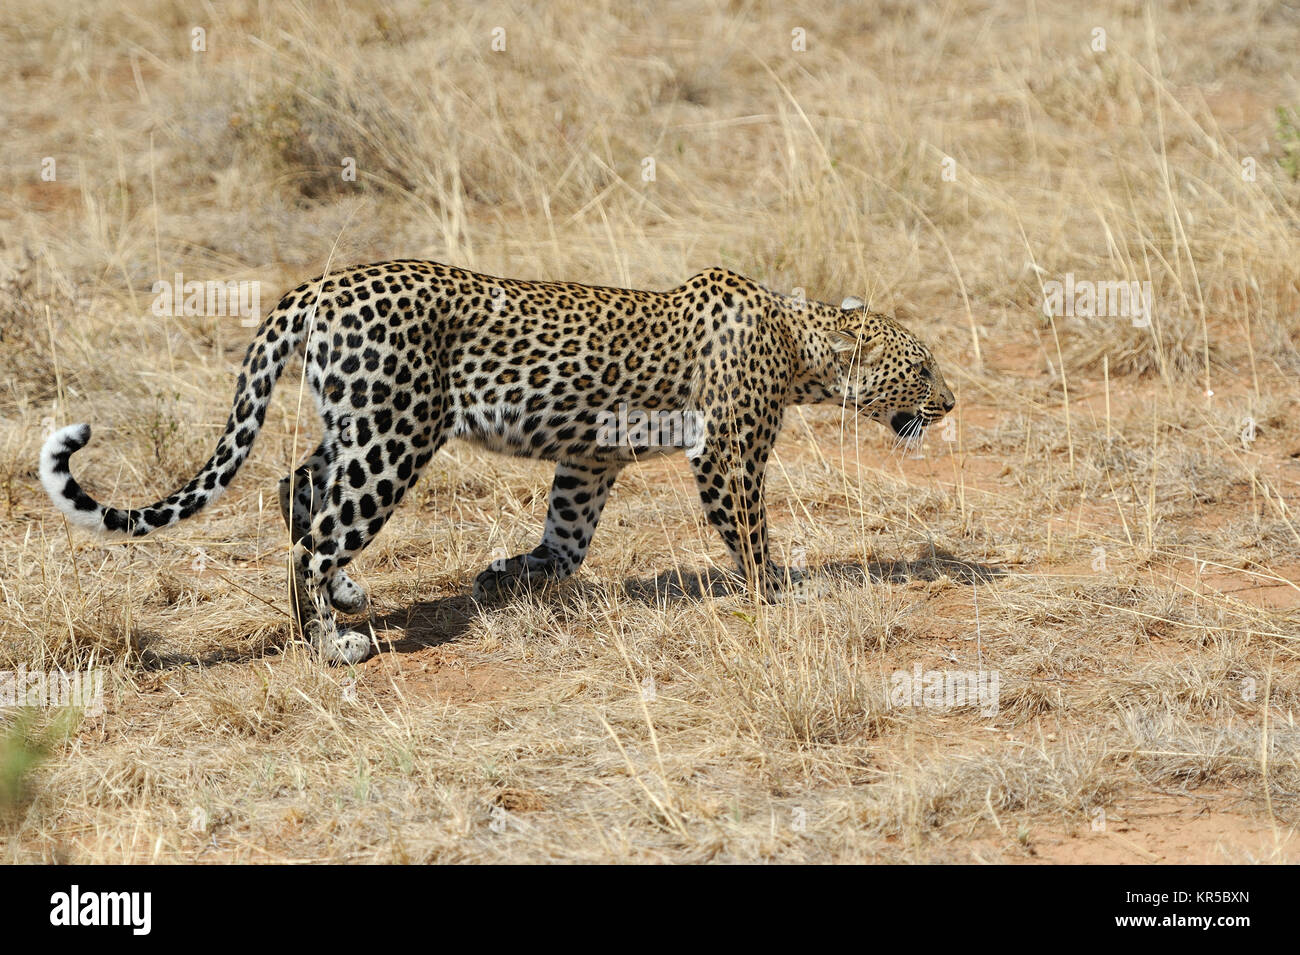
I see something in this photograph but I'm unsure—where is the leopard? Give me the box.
[39,260,955,664]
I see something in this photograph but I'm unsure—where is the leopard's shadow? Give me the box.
[137,639,263,670]
[615,546,1005,604]
[366,594,480,653]
[134,597,481,666]
[131,547,1006,663]
[364,546,1005,652]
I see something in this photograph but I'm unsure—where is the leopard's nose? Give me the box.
[940,394,955,413]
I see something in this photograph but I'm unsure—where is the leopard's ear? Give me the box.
[840,296,864,310]
[831,329,859,353]
[830,328,885,363]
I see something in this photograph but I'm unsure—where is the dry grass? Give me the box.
[1,0,1298,863]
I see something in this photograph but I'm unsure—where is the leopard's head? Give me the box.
[819,297,955,437]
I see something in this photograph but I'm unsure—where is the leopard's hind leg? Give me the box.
[288,426,444,665]
[278,442,366,614]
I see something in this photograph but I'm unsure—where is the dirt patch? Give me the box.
[357,644,523,705]
[1017,794,1294,864]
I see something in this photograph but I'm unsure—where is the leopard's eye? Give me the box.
[919,365,933,381]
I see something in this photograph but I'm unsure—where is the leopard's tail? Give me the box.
[39,292,316,538]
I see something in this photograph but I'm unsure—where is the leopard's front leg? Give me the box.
[686,406,784,599]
